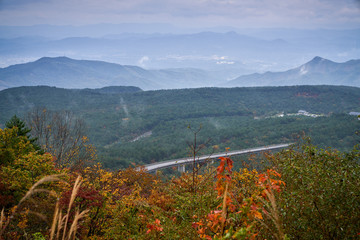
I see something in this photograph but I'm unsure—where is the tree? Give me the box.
[5,115,40,150]
[0,127,35,208]
[0,127,59,209]
[5,115,31,137]
[0,127,34,166]
[186,124,212,193]
[26,107,96,170]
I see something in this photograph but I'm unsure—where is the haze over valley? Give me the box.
[1,25,359,73]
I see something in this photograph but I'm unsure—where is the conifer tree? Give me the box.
[5,115,40,150]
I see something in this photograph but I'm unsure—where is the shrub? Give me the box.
[267,139,360,239]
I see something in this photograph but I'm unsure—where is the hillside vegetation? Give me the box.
[1,85,359,168]
[1,126,359,239]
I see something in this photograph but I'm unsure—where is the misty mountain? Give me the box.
[222,57,360,88]
[1,26,359,72]
[1,56,359,91]
[0,31,280,71]
[0,57,221,90]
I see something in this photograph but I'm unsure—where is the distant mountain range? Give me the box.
[0,56,359,91]
[221,57,360,87]
[1,27,359,71]
[0,57,221,90]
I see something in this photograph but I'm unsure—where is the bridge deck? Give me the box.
[141,143,293,172]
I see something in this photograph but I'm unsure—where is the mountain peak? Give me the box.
[310,56,325,63]
[36,56,73,63]
[306,56,337,66]
[299,56,336,72]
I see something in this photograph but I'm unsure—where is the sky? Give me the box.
[0,0,359,29]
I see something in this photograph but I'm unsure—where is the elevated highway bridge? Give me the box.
[141,143,293,172]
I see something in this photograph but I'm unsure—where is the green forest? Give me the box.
[1,85,359,168]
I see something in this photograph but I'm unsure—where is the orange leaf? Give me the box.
[253,210,263,219]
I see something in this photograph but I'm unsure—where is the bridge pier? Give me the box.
[178,164,186,172]
[206,159,215,168]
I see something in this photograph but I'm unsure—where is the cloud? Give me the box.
[216,61,234,65]
[0,0,359,28]
[0,0,50,10]
[138,56,150,67]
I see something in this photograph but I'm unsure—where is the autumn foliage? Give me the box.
[1,123,360,239]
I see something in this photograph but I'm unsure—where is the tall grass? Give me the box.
[0,175,88,240]
[0,175,62,237]
[257,186,286,240]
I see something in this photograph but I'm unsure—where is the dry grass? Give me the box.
[50,200,60,240]
[68,209,89,240]
[0,174,64,237]
[257,186,286,240]
[61,175,82,240]
[0,208,5,234]
[0,174,89,240]
[49,175,89,240]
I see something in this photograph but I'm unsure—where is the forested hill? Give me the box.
[1,85,360,168]
[1,85,359,120]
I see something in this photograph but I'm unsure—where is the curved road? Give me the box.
[141,143,293,172]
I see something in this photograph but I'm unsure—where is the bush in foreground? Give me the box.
[1,130,360,239]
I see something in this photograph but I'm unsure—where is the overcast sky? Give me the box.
[0,0,359,29]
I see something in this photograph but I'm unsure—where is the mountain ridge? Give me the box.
[222,56,360,87]
[2,28,359,71]
[0,56,359,91]
[0,56,221,90]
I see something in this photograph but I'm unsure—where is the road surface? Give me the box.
[140,143,293,172]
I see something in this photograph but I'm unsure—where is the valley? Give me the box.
[1,85,359,169]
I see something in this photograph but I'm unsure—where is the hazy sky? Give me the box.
[0,0,359,29]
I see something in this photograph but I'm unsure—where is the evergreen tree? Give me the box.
[5,115,40,150]
[5,115,31,137]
